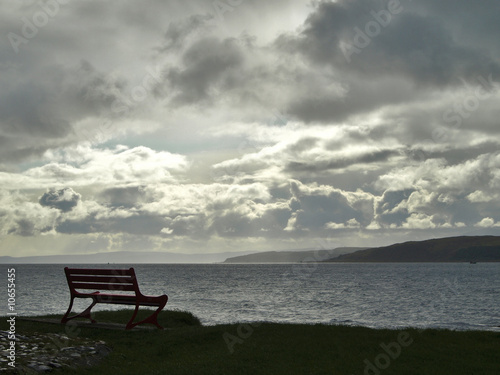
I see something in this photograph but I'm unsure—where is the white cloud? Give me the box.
[402,213,437,230]
[475,217,499,228]
[467,190,493,203]
[1,145,188,190]
[325,218,360,230]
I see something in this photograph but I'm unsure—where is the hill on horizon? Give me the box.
[327,235,500,262]
[223,247,367,263]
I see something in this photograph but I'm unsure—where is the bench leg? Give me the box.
[125,298,167,330]
[61,297,97,324]
[61,297,75,324]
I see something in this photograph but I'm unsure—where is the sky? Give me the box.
[1,0,500,257]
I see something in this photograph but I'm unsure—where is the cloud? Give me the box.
[375,152,500,195]
[99,186,147,208]
[0,59,134,162]
[286,148,400,173]
[39,187,81,212]
[402,213,437,230]
[326,218,361,230]
[475,217,500,228]
[2,145,189,189]
[284,180,373,233]
[158,14,215,52]
[0,190,58,237]
[3,0,500,167]
[290,0,500,86]
[9,219,36,237]
[165,37,245,106]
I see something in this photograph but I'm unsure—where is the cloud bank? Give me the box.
[1,0,499,256]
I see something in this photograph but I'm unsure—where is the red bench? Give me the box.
[61,267,168,329]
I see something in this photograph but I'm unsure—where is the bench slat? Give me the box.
[94,294,136,304]
[66,268,134,276]
[69,275,135,284]
[72,282,137,291]
[94,294,166,306]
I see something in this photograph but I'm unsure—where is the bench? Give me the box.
[61,267,168,329]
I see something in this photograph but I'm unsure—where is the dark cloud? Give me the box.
[8,219,36,237]
[39,187,81,212]
[99,186,147,208]
[55,217,100,235]
[106,215,168,236]
[164,37,244,105]
[72,60,127,114]
[415,142,500,167]
[158,14,214,52]
[55,210,168,236]
[291,0,500,86]
[0,60,129,163]
[0,82,69,138]
[409,0,500,55]
[162,214,210,238]
[375,189,413,226]
[289,181,360,229]
[286,148,399,173]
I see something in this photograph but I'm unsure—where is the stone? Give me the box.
[0,330,111,372]
[31,364,52,372]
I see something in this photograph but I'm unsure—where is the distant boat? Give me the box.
[470,261,477,264]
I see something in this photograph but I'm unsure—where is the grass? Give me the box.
[1,309,499,374]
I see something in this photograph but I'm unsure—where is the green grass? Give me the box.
[2,310,499,374]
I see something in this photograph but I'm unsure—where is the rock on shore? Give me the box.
[0,330,110,373]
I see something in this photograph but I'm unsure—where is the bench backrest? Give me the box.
[64,267,140,295]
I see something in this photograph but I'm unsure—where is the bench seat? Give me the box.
[61,267,168,329]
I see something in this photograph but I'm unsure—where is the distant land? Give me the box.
[0,250,257,264]
[223,247,367,263]
[0,248,365,264]
[2,236,499,264]
[327,236,500,262]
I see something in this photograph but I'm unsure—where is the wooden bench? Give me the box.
[61,267,168,329]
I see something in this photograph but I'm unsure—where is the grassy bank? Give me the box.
[1,310,499,374]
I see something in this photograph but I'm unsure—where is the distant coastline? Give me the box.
[2,235,499,264]
[326,235,500,263]
[222,247,367,263]
[0,250,255,264]
[223,235,500,263]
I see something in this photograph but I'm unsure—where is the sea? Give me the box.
[1,263,499,331]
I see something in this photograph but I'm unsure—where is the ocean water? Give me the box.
[1,263,499,331]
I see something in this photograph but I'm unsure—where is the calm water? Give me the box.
[1,263,498,331]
